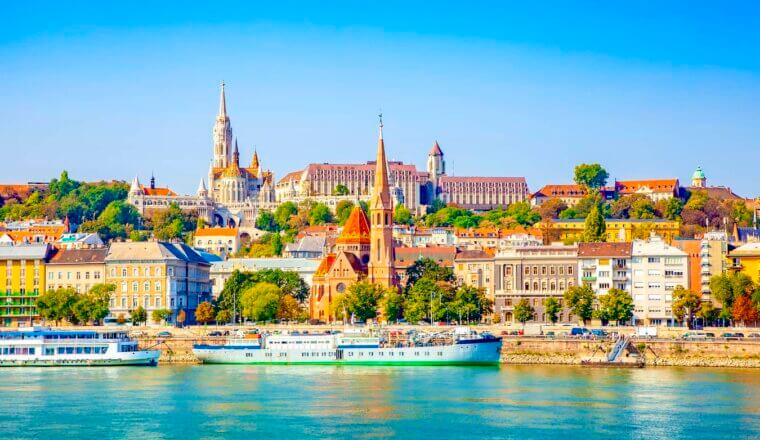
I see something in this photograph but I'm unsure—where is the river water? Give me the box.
[1,365,758,439]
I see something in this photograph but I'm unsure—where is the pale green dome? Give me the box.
[692,167,705,180]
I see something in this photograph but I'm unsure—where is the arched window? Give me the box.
[533,282,539,291]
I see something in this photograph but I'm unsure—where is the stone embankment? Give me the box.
[61,324,760,368]
[502,338,760,368]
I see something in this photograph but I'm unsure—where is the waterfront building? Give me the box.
[104,241,211,324]
[540,218,680,244]
[0,244,52,327]
[128,83,276,228]
[728,242,760,284]
[672,232,730,301]
[276,141,529,213]
[493,240,578,324]
[631,236,688,325]
[577,242,632,295]
[55,233,104,250]
[309,120,399,322]
[672,239,702,294]
[394,246,457,287]
[209,258,321,299]
[454,249,495,301]
[193,227,241,257]
[46,248,108,294]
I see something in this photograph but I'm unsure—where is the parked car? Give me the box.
[747,333,760,339]
[157,331,172,338]
[545,331,555,338]
[681,332,707,340]
[570,327,589,337]
[590,329,608,338]
[207,331,223,337]
[733,332,745,338]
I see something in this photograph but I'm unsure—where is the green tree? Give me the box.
[558,208,578,219]
[276,295,301,321]
[36,288,77,325]
[152,308,172,324]
[449,285,492,323]
[381,289,403,323]
[274,201,298,230]
[255,210,278,232]
[574,163,609,190]
[70,283,113,325]
[131,306,147,326]
[596,288,634,325]
[79,200,141,241]
[672,286,702,328]
[582,203,606,242]
[513,298,535,327]
[573,194,602,219]
[195,301,215,325]
[403,278,445,323]
[696,302,719,325]
[544,297,561,324]
[341,281,385,322]
[394,203,413,225]
[308,203,333,225]
[240,282,282,322]
[630,198,656,219]
[271,233,283,256]
[333,184,350,196]
[152,202,196,240]
[404,258,455,289]
[215,309,232,324]
[564,285,595,325]
[335,200,355,225]
[537,198,568,220]
[662,197,684,220]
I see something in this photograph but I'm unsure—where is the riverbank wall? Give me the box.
[135,334,760,368]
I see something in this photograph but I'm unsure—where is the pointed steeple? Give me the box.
[129,175,143,195]
[196,178,208,197]
[218,81,227,118]
[251,147,260,175]
[233,138,240,166]
[371,114,391,209]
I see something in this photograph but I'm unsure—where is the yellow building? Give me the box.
[46,248,108,294]
[540,219,680,244]
[454,249,495,301]
[105,241,211,324]
[728,242,760,284]
[0,244,53,327]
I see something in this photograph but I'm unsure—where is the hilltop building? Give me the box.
[128,83,275,228]
[276,141,529,213]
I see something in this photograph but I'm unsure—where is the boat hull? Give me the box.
[193,340,502,366]
[0,350,161,367]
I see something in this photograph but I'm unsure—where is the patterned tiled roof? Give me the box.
[336,207,371,245]
[577,242,632,257]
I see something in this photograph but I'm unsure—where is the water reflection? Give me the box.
[0,365,758,439]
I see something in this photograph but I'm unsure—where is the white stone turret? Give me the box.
[129,175,143,195]
[197,178,208,198]
[212,82,233,169]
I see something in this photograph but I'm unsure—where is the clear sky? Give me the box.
[2,2,759,197]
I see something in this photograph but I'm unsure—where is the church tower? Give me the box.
[212,82,233,169]
[368,116,396,288]
[427,141,445,201]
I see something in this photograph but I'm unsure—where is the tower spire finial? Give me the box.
[378,111,383,138]
[218,81,227,117]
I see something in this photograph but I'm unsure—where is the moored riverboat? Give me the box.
[0,327,160,367]
[193,326,502,365]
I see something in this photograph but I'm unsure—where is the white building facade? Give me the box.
[631,236,688,325]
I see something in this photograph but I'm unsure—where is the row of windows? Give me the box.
[49,271,101,280]
[113,295,163,309]
[109,267,169,278]
[502,265,576,276]
[120,281,162,294]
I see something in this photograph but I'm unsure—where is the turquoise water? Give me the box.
[1,365,758,439]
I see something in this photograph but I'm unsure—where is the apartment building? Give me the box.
[631,236,689,325]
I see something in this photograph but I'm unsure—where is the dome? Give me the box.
[336,207,371,245]
[692,167,705,180]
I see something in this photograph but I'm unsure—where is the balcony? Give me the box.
[581,276,597,282]
[612,275,628,281]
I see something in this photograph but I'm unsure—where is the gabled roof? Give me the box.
[429,141,443,156]
[616,179,679,194]
[531,184,588,199]
[142,186,177,197]
[578,242,632,257]
[195,227,239,237]
[49,248,108,265]
[336,207,371,245]
[314,254,336,277]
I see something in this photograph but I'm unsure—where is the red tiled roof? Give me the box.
[394,246,457,268]
[195,227,239,237]
[142,186,177,196]
[615,179,679,194]
[49,248,108,264]
[277,170,303,185]
[429,141,443,156]
[532,184,588,198]
[439,176,526,184]
[577,242,632,257]
[336,207,370,245]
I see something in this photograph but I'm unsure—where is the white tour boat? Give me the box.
[0,327,160,367]
[193,327,502,365]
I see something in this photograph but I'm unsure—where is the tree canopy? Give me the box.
[573,163,609,189]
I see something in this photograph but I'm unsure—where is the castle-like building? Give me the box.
[128,83,275,227]
[276,141,529,214]
[310,119,397,322]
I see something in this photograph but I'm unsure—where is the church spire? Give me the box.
[218,81,227,118]
[233,138,240,166]
[368,113,396,289]
[371,113,391,209]
[251,147,260,172]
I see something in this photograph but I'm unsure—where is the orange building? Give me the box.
[673,239,701,293]
[309,119,398,322]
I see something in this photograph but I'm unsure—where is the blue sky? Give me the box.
[1,2,759,197]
